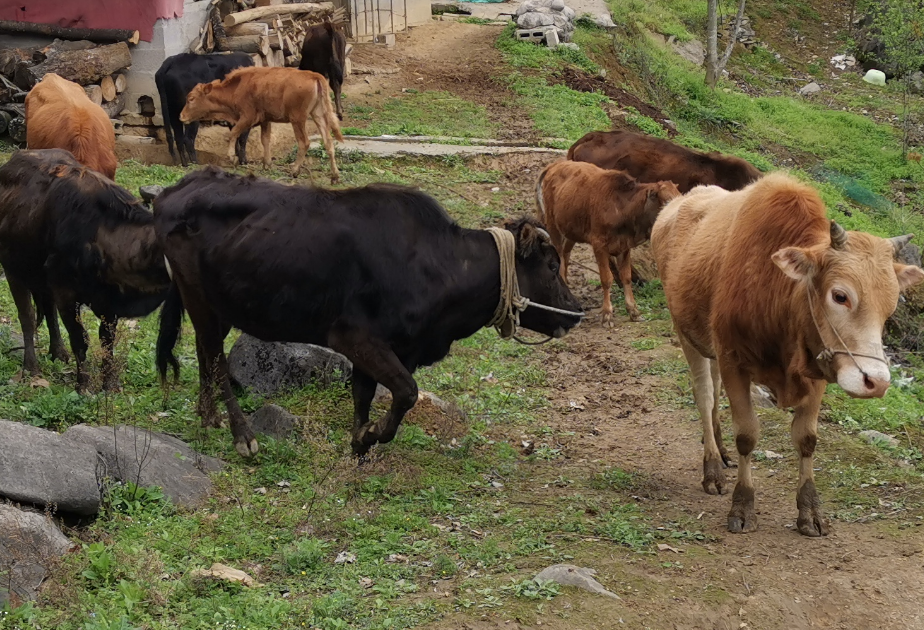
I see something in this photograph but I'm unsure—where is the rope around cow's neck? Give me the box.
[805,282,889,379]
[485,227,584,343]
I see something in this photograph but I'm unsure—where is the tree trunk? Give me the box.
[84,84,104,105]
[0,20,138,44]
[705,0,719,88]
[101,93,126,119]
[221,35,272,56]
[14,42,132,89]
[719,0,748,69]
[223,3,334,27]
[227,22,270,36]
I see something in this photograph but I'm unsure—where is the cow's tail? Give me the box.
[154,71,176,161]
[317,79,344,142]
[535,166,549,223]
[330,29,346,86]
[155,281,184,384]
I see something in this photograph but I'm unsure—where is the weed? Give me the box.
[501,577,560,600]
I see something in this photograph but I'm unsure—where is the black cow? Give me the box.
[298,22,347,120]
[0,149,172,391]
[155,52,254,167]
[155,167,583,457]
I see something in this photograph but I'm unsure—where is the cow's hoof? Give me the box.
[628,311,642,322]
[351,439,372,458]
[330,175,340,185]
[728,483,756,532]
[796,480,828,536]
[727,514,757,533]
[235,437,259,458]
[702,459,726,495]
[49,347,70,363]
[720,449,737,468]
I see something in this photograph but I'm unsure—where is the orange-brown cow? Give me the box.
[652,173,924,537]
[568,130,761,193]
[536,160,680,324]
[180,66,343,183]
[25,73,117,180]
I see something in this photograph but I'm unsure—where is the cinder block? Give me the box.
[515,28,549,43]
[544,28,559,47]
[374,32,396,49]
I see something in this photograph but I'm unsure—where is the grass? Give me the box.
[341,91,497,139]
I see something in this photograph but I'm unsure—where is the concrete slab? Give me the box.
[456,0,613,23]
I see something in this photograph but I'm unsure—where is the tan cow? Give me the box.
[651,173,924,537]
[536,160,680,324]
[25,73,117,180]
[180,66,343,183]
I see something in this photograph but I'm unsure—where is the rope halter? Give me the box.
[485,227,585,341]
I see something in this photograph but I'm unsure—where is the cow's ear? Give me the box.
[895,263,924,291]
[201,83,213,95]
[517,222,541,256]
[772,247,816,280]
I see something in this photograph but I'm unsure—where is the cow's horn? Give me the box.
[536,227,551,241]
[888,233,914,256]
[830,221,848,250]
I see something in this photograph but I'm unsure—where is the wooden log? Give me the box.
[100,93,126,119]
[100,75,117,102]
[0,111,11,135]
[251,53,264,67]
[0,20,139,44]
[113,72,127,93]
[222,35,271,56]
[15,42,132,89]
[262,52,275,67]
[283,35,298,56]
[35,39,96,63]
[0,48,32,77]
[268,31,284,50]
[256,0,285,6]
[274,50,285,68]
[227,22,270,36]
[223,3,334,27]
[8,116,26,143]
[84,84,103,105]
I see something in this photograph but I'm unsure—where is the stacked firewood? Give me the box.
[194,2,345,68]
[0,21,137,142]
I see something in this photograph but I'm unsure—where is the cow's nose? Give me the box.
[862,374,890,398]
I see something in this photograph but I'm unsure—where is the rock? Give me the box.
[374,386,466,421]
[909,71,924,95]
[63,424,224,509]
[139,185,163,203]
[859,430,899,448]
[535,564,621,599]
[550,0,564,10]
[593,13,615,28]
[545,27,560,48]
[191,563,257,587]
[0,327,24,359]
[0,420,100,515]
[751,384,776,409]
[518,11,554,29]
[798,82,821,96]
[431,1,469,15]
[249,404,298,440]
[561,6,575,20]
[0,504,72,606]
[672,39,705,66]
[863,69,887,86]
[896,243,922,268]
[558,42,579,51]
[228,334,352,395]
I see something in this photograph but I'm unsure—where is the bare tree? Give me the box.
[705,0,748,88]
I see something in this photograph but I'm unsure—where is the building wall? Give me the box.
[122,0,210,124]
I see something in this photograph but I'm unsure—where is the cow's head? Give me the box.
[772,221,924,398]
[645,181,681,211]
[506,217,583,338]
[179,81,219,124]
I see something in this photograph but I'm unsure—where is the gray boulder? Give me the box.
[909,71,924,95]
[535,564,621,599]
[228,334,352,395]
[673,39,706,66]
[896,243,921,268]
[0,420,100,515]
[0,504,72,606]
[799,81,822,96]
[249,404,298,441]
[518,12,554,28]
[63,424,223,509]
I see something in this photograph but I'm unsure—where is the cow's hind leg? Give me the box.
[37,292,69,363]
[290,120,309,178]
[678,333,726,495]
[309,110,340,184]
[259,122,272,170]
[236,128,250,165]
[57,301,90,392]
[591,241,615,326]
[613,249,640,321]
[8,276,40,375]
[792,381,829,537]
[195,336,222,428]
[329,327,417,456]
[351,369,378,435]
[183,122,200,166]
[710,359,733,467]
[721,363,759,533]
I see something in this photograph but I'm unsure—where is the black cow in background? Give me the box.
[155,168,583,457]
[299,22,347,120]
[0,150,172,391]
[155,52,254,167]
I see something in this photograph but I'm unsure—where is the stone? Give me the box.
[751,384,776,409]
[517,11,554,29]
[139,185,164,203]
[535,564,621,599]
[63,424,224,509]
[672,39,705,66]
[0,328,24,359]
[862,69,886,86]
[544,27,560,48]
[0,420,100,515]
[228,334,352,395]
[593,13,615,28]
[550,0,565,10]
[859,430,899,448]
[798,82,821,96]
[558,42,579,51]
[896,243,922,268]
[0,504,72,606]
[909,71,924,96]
[374,386,467,421]
[191,563,258,587]
[249,404,298,440]
[561,6,575,20]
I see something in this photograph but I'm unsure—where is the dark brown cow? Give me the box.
[536,160,680,324]
[568,130,762,193]
[651,174,924,537]
[299,22,347,121]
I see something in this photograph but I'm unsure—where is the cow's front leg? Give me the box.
[57,301,90,392]
[226,120,252,166]
[722,363,759,533]
[793,381,829,537]
[679,333,726,494]
[591,241,615,326]
[613,249,640,321]
[8,277,40,375]
[259,122,272,170]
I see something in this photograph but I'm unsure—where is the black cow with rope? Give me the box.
[154,167,583,457]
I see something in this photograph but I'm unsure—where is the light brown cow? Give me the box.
[651,173,924,537]
[536,160,680,324]
[180,66,343,183]
[25,73,117,180]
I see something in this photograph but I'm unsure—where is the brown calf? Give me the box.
[568,130,761,193]
[536,160,680,324]
[180,66,344,183]
[25,73,117,180]
[652,174,924,536]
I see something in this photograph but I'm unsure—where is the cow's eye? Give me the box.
[550,260,560,273]
[832,290,850,307]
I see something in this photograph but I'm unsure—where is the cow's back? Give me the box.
[25,74,117,180]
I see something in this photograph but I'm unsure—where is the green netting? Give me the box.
[811,165,893,213]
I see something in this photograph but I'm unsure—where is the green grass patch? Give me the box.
[342,90,497,139]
